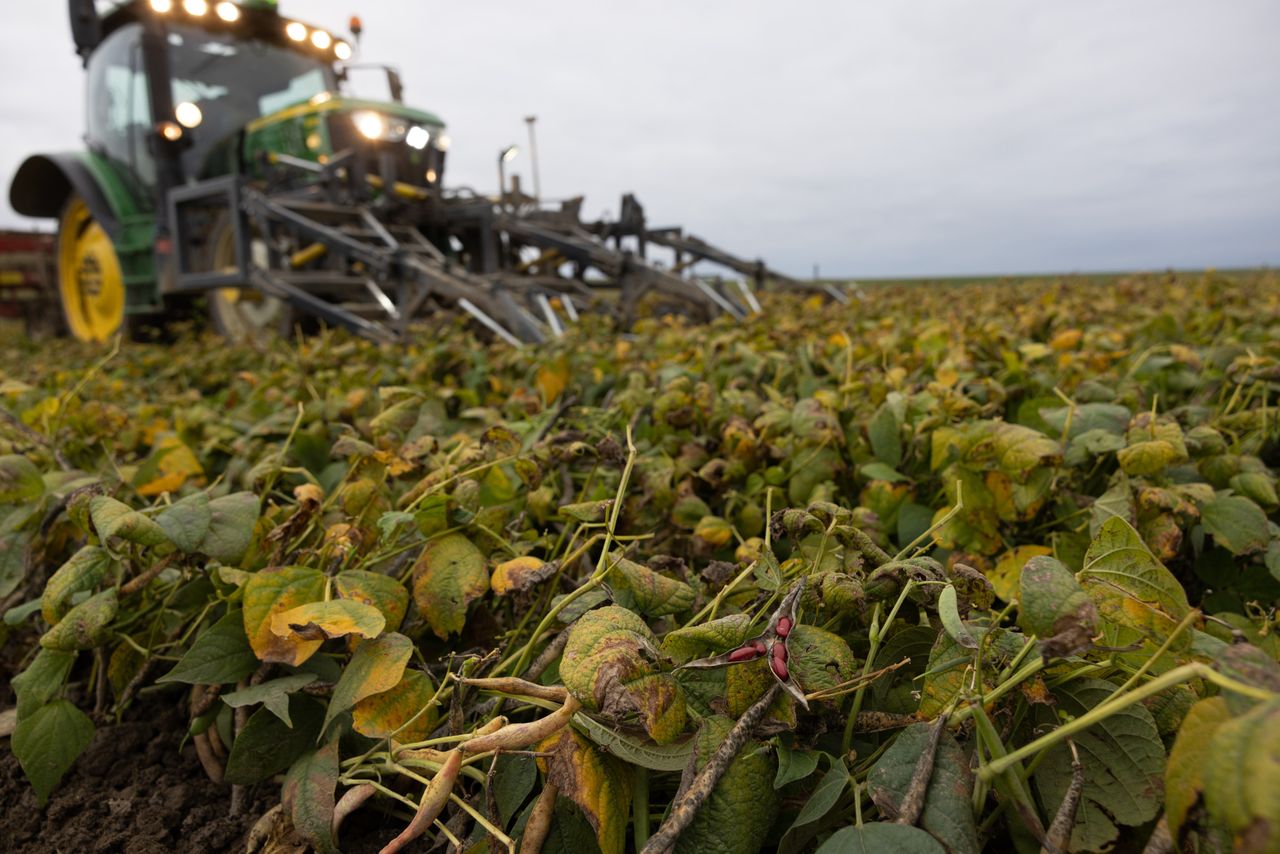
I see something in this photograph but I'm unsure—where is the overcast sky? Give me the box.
[2,1,1277,277]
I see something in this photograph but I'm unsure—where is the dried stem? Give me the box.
[121,554,176,596]
[641,684,780,854]
[894,712,949,827]
[1040,739,1084,854]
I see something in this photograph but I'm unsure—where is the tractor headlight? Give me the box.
[353,111,388,140]
[435,133,451,152]
[405,126,430,150]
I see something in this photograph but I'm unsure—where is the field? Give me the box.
[1,270,1279,853]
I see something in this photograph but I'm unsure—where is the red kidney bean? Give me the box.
[771,642,788,663]
[752,640,768,654]
[775,617,793,637]
[728,646,760,662]
[770,657,790,681]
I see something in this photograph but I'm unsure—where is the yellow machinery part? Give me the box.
[57,198,124,342]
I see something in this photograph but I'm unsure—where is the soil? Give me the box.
[0,703,278,854]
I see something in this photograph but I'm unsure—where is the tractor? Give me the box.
[10,0,842,345]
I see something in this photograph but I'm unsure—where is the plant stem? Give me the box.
[633,765,651,851]
[980,663,1276,781]
[1110,609,1198,697]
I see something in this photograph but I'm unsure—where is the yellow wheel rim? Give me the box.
[57,198,124,342]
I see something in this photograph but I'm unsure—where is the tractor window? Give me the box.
[166,25,336,178]
[85,23,156,207]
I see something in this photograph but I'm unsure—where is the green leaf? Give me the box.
[561,605,686,744]
[1165,697,1231,842]
[1032,678,1165,852]
[1041,403,1131,438]
[220,674,317,727]
[1201,494,1270,556]
[919,627,1024,717]
[323,631,413,734]
[0,525,30,599]
[198,492,259,564]
[608,554,695,617]
[868,722,979,854]
[1077,516,1191,646]
[539,798,603,854]
[332,570,409,634]
[774,744,821,788]
[787,624,859,694]
[155,492,211,553]
[282,739,340,854]
[815,824,945,854]
[572,711,695,772]
[41,544,112,624]
[861,461,908,483]
[661,613,755,663]
[89,495,169,546]
[789,756,848,831]
[1017,555,1098,657]
[493,754,538,827]
[868,403,903,468]
[674,716,779,854]
[992,422,1061,480]
[1089,478,1134,538]
[411,533,488,638]
[159,609,258,684]
[938,584,977,649]
[12,648,75,718]
[40,587,117,650]
[224,695,325,784]
[1202,698,1280,851]
[0,455,44,503]
[12,699,94,805]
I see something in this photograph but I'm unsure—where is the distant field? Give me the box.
[822,266,1273,289]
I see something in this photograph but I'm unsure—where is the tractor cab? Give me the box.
[9,0,448,341]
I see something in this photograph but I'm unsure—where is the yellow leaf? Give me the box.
[491,556,555,596]
[411,534,489,638]
[693,515,733,548]
[535,357,570,404]
[989,545,1052,603]
[536,727,632,854]
[242,567,326,665]
[270,599,386,642]
[935,366,960,388]
[334,571,409,633]
[1049,328,1082,351]
[352,669,437,742]
[135,434,206,497]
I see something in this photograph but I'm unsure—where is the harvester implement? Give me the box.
[7,0,851,346]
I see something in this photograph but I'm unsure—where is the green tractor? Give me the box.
[10,0,831,345]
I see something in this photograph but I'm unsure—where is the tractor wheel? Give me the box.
[56,196,125,342]
[204,216,292,343]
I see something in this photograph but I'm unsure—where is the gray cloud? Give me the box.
[1,0,1276,276]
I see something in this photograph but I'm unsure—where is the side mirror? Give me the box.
[68,0,102,61]
[387,68,404,103]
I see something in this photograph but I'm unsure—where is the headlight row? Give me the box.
[351,112,450,151]
[147,1,354,61]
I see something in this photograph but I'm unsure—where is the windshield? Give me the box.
[166,24,337,176]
